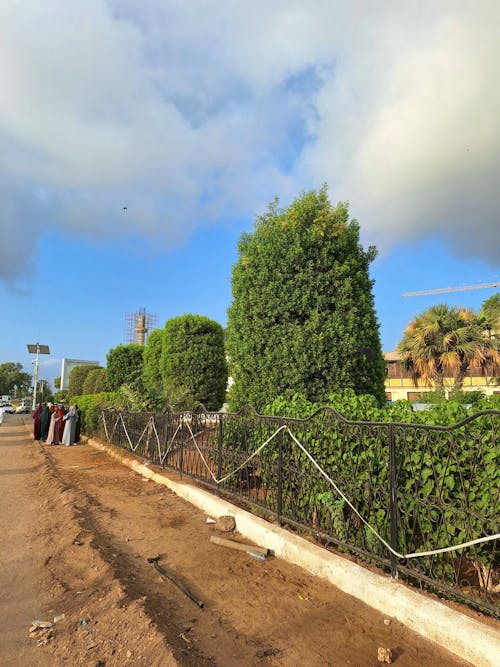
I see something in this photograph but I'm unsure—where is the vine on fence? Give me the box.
[79,389,499,614]
[235,392,500,597]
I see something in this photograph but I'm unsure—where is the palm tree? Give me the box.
[478,293,500,386]
[398,304,500,391]
[478,293,500,339]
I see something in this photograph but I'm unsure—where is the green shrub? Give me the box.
[106,344,144,391]
[68,365,101,397]
[161,314,227,411]
[142,329,164,395]
[82,368,108,394]
[73,392,120,436]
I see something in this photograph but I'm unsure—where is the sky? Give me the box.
[1,1,499,389]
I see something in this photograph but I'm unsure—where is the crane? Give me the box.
[401,282,499,297]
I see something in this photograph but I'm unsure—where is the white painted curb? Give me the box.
[89,438,500,666]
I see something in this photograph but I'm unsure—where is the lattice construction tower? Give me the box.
[125,308,158,345]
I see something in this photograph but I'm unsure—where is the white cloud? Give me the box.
[0,1,498,284]
[300,3,500,261]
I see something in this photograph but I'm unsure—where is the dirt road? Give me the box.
[0,414,472,666]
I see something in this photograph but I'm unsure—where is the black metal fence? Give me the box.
[96,405,500,618]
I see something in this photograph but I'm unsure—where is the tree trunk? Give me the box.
[454,361,469,391]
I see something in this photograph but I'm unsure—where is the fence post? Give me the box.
[388,423,399,579]
[101,410,106,442]
[161,414,168,468]
[145,415,152,462]
[179,419,184,480]
[277,425,283,526]
[217,416,223,495]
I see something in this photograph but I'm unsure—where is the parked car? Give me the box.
[1,403,15,414]
[15,404,31,414]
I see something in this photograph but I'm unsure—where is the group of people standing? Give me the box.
[33,403,80,446]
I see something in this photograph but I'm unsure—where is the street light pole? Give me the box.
[32,349,39,411]
[27,343,50,411]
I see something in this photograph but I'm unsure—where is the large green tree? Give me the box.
[0,362,32,396]
[226,186,386,409]
[106,344,144,391]
[398,304,500,390]
[142,329,164,395]
[68,364,101,397]
[82,367,108,394]
[161,315,228,410]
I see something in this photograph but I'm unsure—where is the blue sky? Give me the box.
[0,2,499,388]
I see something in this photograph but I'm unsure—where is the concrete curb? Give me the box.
[88,437,500,666]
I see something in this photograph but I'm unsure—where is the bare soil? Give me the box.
[0,414,477,666]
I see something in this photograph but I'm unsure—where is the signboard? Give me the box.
[60,358,100,390]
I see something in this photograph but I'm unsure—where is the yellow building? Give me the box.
[384,351,500,401]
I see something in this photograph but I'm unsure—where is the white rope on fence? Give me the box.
[133,417,152,453]
[102,414,110,442]
[104,414,121,443]
[156,422,205,465]
[156,421,182,466]
[104,411,500,561]
[102,413,168,463]
[284,428,500,560]
[120,413,135,451]
[104,412,199,465]
[153,418,169,465]
[184,419,287,485]
[184,420,500,560]
[105,411,216,466]
[112,414,159,454]
[150,418,161,457]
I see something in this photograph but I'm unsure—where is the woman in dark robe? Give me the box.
[33,403,42,440]
[74,404,81,443]
[57,405,65,442]
[39,403,51,441]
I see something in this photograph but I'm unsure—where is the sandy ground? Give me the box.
[0,413,476,666]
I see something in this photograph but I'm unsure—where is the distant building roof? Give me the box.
[384,350,402,362]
